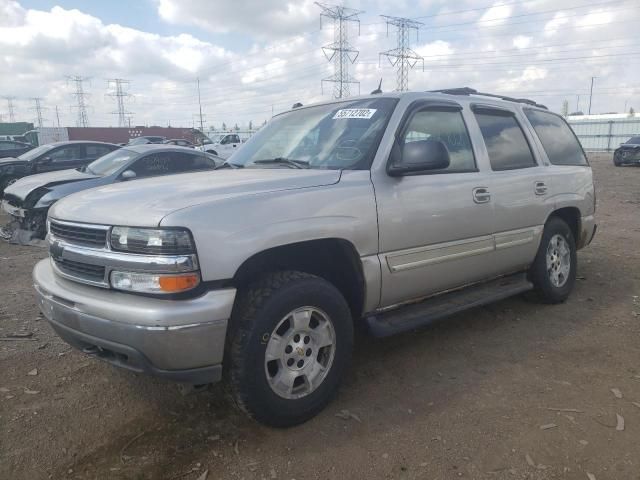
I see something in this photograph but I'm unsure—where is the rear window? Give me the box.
[524,109,587,166]
[474,110,536,171]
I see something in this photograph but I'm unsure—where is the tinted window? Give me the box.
[0,142,15,150]
[524,110,587,166]
[129,152,214,177]
[474,111,536,170]
[626,136,640,145]
[170,153,217,172]
[399,109,476,173]
[48,145,84,163]
[86,144,114,159]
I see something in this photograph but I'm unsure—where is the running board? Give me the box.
[366,273,533,338]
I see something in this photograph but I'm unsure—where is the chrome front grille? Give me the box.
[53,258,106,283]
[49,220,108,248]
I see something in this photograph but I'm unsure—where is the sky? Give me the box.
[0,0,639,130]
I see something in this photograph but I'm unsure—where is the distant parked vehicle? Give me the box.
[0,135,31,144]
[1,145,222,243]
[127,136,167,146]
[197,133,242,159]
[164,139,194,148]
[0,141,119,194]
[613,135,640,166]
[0,140,34,159]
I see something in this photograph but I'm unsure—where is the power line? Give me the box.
[317,2,364,98]
[30,97,46,128]
[3,96,16,123]
[380,16,424,91]
[106,78,134,127]
[67,75,91,127]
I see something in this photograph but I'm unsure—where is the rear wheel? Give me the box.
[530,217,577,303]
[226,271,353,427]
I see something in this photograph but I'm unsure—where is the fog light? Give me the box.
[110,271,200,294]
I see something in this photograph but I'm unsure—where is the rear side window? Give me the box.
[524,110,587,166]
[474,110,536,171]
[400,109,476,173]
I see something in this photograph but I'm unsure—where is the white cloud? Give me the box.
[478,4,513,26]
[513,35,532,49]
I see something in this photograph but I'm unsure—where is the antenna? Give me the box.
[379,16,424,92]
[316,2,364,99]
[371,78,383,94]
[67,75,91,127]
[106,78,134,127]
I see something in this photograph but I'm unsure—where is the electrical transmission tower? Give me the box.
[316,2,363,99]
[106,79,134,127]
[67,75,91,127]
[30,97,46,128]
[379,16,424,92]
[3,96,16,122]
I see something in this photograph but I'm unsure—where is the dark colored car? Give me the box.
[0,140,34,159]
[1,145,223,243]
[0,141,119,194]
[613,136,640,166]
[164,139,194,147]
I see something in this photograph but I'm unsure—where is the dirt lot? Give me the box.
[1,153,639,480]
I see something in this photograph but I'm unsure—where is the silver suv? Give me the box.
[33,89,596,427]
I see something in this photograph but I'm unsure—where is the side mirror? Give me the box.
[387,139,450,177]
[120,170,137,180]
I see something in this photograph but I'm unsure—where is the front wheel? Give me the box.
[613,152,623,166]
[530,217,577,303]
[226,271,353,427]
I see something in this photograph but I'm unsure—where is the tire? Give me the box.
[226,271,353,427]
[613,152,623,166]
[530,217,577,304]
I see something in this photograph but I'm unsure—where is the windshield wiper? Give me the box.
[252,157,310,169]
[215,162,243,170]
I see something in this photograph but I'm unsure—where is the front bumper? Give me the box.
[33,259,236,384]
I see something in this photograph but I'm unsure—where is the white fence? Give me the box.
[567,116,640,152]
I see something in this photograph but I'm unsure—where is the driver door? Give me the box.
[36,145,85,173]
[372,102,497,307]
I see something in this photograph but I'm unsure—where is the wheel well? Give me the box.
[549,207,580,241]
[233,239,366,319]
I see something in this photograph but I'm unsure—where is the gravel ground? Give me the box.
[1,153,639,480]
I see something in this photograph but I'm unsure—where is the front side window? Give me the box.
[229,97,398,170]
[524,109,587,166]
[86,144,115,159]
[399,109,476,173]
[474,110,536,171]
[48,145,83,162]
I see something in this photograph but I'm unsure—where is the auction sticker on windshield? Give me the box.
[333,108,377,119]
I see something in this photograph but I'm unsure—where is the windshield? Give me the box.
[85,148,136,176]
[228,97,398,170]
[626,136,640,145]
[17,144,55,161]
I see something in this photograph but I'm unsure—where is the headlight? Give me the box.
[110,271,200,294]
[110,227,195,255]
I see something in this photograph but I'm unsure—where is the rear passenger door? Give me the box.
[471,106,554,272]
[373,101,497,307]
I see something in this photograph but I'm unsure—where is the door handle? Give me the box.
[534,181,548,195]
[472,187,491,204]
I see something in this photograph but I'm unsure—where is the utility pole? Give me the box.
[55,105,61,128]
[196,77,205,132]
[576,94,580,112]
[67,75,91,127]
[106,79,133,127]
[588,76,596,115]
[317,2,363,98]
[3,96,16,122]
[30,97,46,128]
[379,16,424,92]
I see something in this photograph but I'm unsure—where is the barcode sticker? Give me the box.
[333,108,377,119]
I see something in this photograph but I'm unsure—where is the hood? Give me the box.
[4,168,98,201]
[0,157,25,167]
[50,168,342,227]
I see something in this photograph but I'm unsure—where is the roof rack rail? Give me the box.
[430,87,548,110]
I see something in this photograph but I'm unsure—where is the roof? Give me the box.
[121,144,201,154]
[281,87,547,116]
[44,140,119,147]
